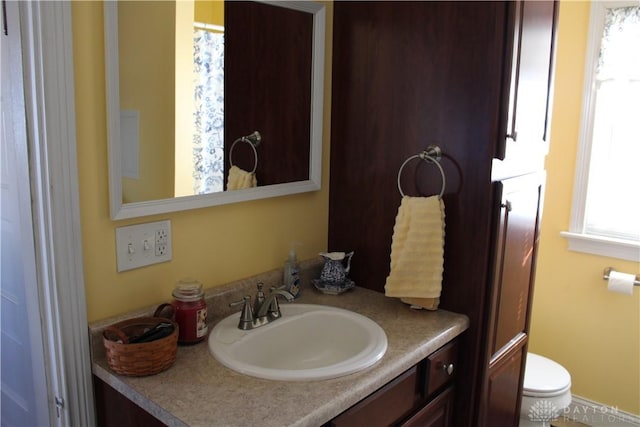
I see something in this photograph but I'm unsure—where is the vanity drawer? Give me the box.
[329,365,422,427]
[425,340,458,396]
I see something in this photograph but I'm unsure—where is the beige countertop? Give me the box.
[90,273,468,427]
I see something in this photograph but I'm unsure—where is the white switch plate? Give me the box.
[115,220,172,272]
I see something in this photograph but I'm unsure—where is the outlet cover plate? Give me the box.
[115,220,172,272]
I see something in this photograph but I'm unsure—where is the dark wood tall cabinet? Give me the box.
[329,1,557,425]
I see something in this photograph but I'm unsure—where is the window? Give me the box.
[562,2,640,262]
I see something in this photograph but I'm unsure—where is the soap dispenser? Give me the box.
[283,244,301,298]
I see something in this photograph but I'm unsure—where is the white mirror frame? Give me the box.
[104,1,325,220]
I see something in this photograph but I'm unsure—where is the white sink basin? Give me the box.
[208,304,387,381]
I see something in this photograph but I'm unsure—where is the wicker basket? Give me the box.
[103,316,178,377]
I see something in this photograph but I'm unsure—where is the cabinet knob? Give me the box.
[441,363,454,375]
[501,201,512,212]
[506,131,517,141]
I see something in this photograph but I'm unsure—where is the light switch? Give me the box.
[115,220,172,272]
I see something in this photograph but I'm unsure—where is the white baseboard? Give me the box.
[562,395,640,427]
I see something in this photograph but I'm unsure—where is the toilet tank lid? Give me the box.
[524,353,571,395]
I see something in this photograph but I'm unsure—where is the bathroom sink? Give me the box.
[208,304,388,381]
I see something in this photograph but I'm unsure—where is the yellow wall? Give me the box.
[174,0,196,197]
[529,1,639,415]
[194,0,224,25]
[71,1,333,322]
[118,2,175,202]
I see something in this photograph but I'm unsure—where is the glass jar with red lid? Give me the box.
[172,280,208,344]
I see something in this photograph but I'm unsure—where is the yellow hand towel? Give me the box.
[384,196,445,310]
[227,165,257,190]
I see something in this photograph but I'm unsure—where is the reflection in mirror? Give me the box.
[105,1,325,220]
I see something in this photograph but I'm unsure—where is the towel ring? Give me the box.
[397,145,446,198]
[229,131,261,174]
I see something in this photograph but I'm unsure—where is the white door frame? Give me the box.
[19,1,94,425]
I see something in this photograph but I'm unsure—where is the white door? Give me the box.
[1,2,52,425]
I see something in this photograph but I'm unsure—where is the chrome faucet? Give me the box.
[256,289,294,318]
[229,283,294,330]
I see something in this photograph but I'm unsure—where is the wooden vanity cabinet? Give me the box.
[93,375,165,427]
[328,340,459,427]
[94,339,460,427]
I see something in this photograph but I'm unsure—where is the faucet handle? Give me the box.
[229,296,254,330]
[229,295,251,308]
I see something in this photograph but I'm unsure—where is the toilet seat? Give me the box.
[522,353,571,398]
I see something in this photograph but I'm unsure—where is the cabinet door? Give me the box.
[478,172,543,426]
[488,173,543,358]
[483,343,527,427]
[496,0,558,160]
[329,365,422,427]
[402,386,455,427]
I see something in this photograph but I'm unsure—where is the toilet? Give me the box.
[519,353,572,427]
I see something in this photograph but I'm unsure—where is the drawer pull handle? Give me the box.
[441,363,454,375]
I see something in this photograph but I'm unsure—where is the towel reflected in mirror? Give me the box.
[226,165,257,190]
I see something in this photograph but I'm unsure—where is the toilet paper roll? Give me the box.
[607,270,636,295]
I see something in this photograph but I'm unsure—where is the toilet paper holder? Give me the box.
[603,267,640,286]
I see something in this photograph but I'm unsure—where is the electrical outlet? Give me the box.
[115,220,172,272]
[155,228,168,256]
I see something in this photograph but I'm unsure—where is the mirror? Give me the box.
[104,1,325,220]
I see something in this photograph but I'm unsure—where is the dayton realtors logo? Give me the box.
[529,400,560,422]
